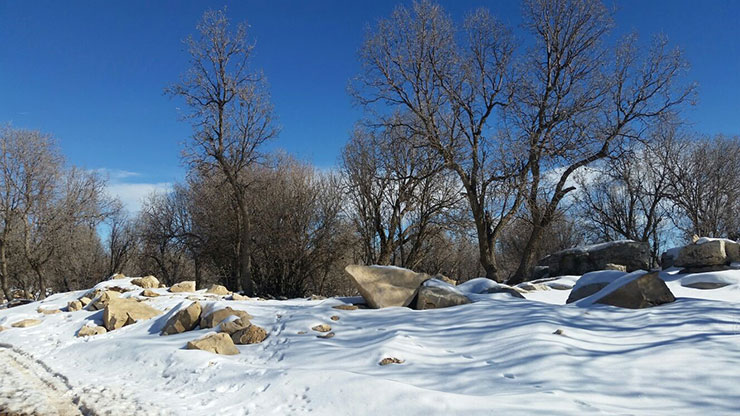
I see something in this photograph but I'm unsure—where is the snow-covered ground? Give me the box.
[1,271,739,415]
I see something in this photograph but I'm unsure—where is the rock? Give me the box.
[37,307,61,314]
[201,307,252,329]
[170,281,196,293]
[317,332,335,339]
[675,240,727,268]
[231,293,249,301]
[131,275,160,289]
[516,282,550,292]
[538,240,650,278]
[231,325,268,344]
[88,290,120,311]
[682,281,730,289]
[161,302,202,335]
[679,265,730,274]
[206,284,230,295]
[0,326,5,332]
[11,319,41,328]
[141,289,160,297]
[186,333,239,355]
[79,297,92,307]
[379,357,404,366]
[691,234,700,243]
[330,315,340,321]
[486,286,525,298]
[111,273,126,279]
[218,318,251,334]
[332,304,358,310]
[725,241,740,262]
[566,270,627,304]
[553,329,564,335]
[433,274,457,286]
[310,294,326,300]
[77,325,107,337]
[312,324,332,332]
[67,300,83,311]
[344,265,430,309]
[103,297,162,331]
[415,279,470,310]
[593,272,675,309]
[531,266,550,281]
[604,263,627,272]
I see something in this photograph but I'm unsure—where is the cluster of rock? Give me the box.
[343,265,470,310]
[535,240,650,280]
[662,238,740,275]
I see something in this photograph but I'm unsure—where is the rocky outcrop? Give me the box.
[201,307,252,329]
[344,265,430,309]
[170,281,196,293]
[231,325,267,345]
[131,275,160,289]
[538,240,650,278]
[103,297,162,331]
[592,272,675,309]
[161,302,202,335]
[567,270,628,303]
[415,280,471,310]
[11,319,41,328]
[206,284,230,295]
[88,290,120,311]
[77,325,107,337]
[186,333,239,355]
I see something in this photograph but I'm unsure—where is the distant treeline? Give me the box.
[2,1,738,300]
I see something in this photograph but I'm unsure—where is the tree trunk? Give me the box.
[239,212,255,296]
[34,266,46,300]
[508,223,546,285]
[0,241,10,302]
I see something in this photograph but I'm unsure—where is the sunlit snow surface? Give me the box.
[1,272,739,415]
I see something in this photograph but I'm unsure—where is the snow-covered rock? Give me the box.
[566,270,627,303]
[415,279,470,309]
[131,275,160,289]
[186,332,239,355]
[675,240,727,269]
[577,271,675,309]
[161,301,202,335]
[103,297,162,331]
[538,240,650,277]
[201,307,252,329]
[170,281,196,293]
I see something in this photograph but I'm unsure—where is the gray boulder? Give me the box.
[538,240,650,278]
[415,279,470,309]
[566,270,627,304]
[591,272,675,309]
[675,240,727,268]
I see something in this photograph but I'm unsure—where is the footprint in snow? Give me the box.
[503,373,515,379]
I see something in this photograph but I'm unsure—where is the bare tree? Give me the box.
[506,0,693,283]
[353,1,520,281]
[106,199,137,277]
[166,8,278,295]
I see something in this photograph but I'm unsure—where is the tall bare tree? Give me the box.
[506,0,693,283]
[353,1,520,281]
[167,8,278,294]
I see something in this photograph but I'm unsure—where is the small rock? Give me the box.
[201,307,252,328]
[77,325,107,337]
[131,275,160,289]
[141,289,160,297]
[604,263,627,272]
[317,332,335,339]
[379,357,404,366]
[330,315,340,321]
[433,274,457,286]
[297,331,307,335]
[79,297,92,307]
[11,319,41,328]
[332,305,358,311]
[103,297,162,331]
[682,281,731,290]
[231,325,268,345]
[88,290,120,311]
[312,324,332,332]
[161,302,202,335]
[37,307,61,315]
[186,333,239,355]
[310,294,326,300]
[231,293,249,301]
[218,318,251,335]
[67,300,83,311]
[0,326,5,332]
[111,273,126,279]
[206,284,230,295]
[170,281,196,293]
[553,329,564,335]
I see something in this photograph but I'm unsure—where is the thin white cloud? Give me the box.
[106,182,172,213]
[94,168,142,181]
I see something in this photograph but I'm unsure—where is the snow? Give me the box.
[1,274,739,415]
[696,237,737,245]
[548,239,636,256]
[570,270,628,293]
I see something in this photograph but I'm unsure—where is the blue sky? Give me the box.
[1,0,738,212]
